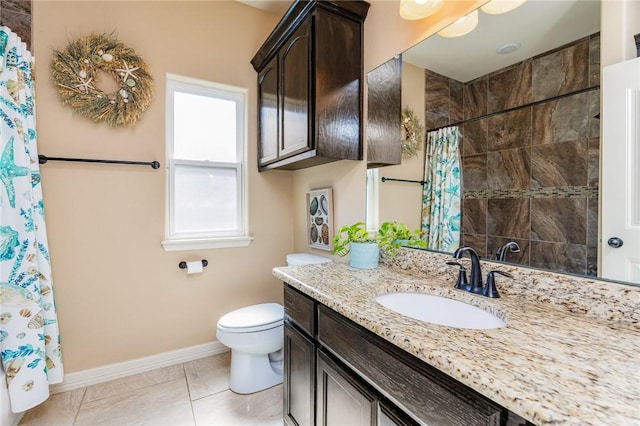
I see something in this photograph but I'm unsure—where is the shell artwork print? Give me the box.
[306,188,333,251]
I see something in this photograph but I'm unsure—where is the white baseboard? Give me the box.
[51,341,229,394]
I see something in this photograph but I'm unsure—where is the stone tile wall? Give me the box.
[0,0,32,50]
[424,34,600,276]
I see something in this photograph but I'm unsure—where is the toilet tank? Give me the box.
[286,253,332,266]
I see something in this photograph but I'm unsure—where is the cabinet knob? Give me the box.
[608,237,624,248]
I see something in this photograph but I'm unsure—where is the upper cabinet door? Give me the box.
[258,57,279,166]
[280,20,311,159]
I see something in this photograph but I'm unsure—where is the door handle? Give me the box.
[608,237,624,248]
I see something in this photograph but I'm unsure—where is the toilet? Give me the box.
[216,253,330,394]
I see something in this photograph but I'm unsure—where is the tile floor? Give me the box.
[18,352,283,426]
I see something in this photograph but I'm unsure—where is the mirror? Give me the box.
[371,0,639,286]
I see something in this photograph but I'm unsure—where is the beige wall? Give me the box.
[601,0,640,66]
[33,1,290,373]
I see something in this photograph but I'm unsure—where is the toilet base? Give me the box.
[229,349,283,394]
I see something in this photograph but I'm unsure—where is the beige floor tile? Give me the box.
[84,364,185,403]
[192,384,283,426]
[184,352,230,401]
[19,388,86,426]
[74,377,194,426]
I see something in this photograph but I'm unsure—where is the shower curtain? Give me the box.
[421,126,461,252]
[0,27,63,413]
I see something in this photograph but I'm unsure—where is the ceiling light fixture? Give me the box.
[399,0,444,20]
[437,10,478,38]
[480,0,526,15]
[496,42,521,54]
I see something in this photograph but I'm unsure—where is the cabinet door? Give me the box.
[284,322,315,426]
[258,56,279,166]
[280,20,311,159]
[316,350,375,426]
[366,56,402,167]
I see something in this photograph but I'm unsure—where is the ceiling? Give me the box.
[402,0,601,82]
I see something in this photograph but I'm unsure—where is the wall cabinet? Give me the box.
[251,1,370,171]
[367,56,402,168]
[283,284,512,426]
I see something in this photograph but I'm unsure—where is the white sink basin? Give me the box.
[375,292,506,329]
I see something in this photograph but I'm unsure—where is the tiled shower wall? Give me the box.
[424,34,600,276]
[0,0,32,50]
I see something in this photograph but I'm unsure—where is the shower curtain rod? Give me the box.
[381,176,426,185]
[425,85,600,133]
[38,154,160,169]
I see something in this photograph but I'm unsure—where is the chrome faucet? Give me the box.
[496,241,520,262]
[452,246,483,294]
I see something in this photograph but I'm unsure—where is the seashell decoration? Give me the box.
[307,189,332,250]
[27,312,43,329]
[322,223,329,245]
[5,358,24,384]
[0,312,12,324]
[309,197,319,215]
[320,195,328,215]
[19,308,32,317]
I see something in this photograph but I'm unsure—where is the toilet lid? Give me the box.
[217,303,283,333]
[286,253,332,265]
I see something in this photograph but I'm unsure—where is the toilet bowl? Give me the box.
[216,303,284,394]
[216,253,331,394]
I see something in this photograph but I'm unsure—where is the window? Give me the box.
[162,74,251,251]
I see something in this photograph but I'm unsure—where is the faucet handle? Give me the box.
[483,270,513,298]
[446,261,469,290]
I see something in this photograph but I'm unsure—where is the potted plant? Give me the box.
[332,221,426,269]
[377,221,427,257]
[332,222,380,269]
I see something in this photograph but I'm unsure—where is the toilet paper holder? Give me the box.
[179,259,208,270]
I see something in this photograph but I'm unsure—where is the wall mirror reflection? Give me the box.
[368,0,639,286]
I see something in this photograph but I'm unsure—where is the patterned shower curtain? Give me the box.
[421,126,461,252]
[0,27,63,413]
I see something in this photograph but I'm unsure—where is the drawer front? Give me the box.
[317,305,503,426]
[284,285,315,337]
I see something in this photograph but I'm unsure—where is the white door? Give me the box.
[601,57,640,283]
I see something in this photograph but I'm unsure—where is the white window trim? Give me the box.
[161,73,252,251]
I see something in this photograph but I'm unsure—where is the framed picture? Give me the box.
[306,188,333,251]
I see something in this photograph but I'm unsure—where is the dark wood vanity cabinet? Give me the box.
[283,284,507,426]
[251,1,370,171]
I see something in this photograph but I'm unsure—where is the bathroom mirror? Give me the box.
[370,0,639,286]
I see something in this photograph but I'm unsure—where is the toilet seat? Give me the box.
[217,302,283,333]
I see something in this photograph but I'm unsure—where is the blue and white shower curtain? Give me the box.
[421,126,461,252]
[0,27,63,413]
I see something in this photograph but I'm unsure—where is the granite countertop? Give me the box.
[272,251,640,426]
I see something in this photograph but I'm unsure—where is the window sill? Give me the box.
[161,236,253,252]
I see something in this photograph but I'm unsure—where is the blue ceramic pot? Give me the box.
[349,242,379,269]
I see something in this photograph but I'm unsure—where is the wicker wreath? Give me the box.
[401,107,425,160]
[50,33,153,127]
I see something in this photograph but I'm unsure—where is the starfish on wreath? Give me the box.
[75,77,95,93]
[114,61,140,82]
